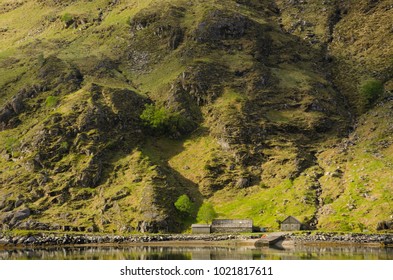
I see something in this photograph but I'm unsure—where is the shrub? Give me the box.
[197,202,217,223]
[37,53,45,67]
[140,104,194,135]
[174,194,193,216]
[60,141,69,151]
[45,96,59,108]
[61,13,74,28]
[359,79,384,105]
[140,104,171,130]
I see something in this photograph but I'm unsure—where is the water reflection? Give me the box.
[0,245,392,260]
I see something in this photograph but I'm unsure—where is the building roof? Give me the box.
[191,224,211,228]
[281,216,301,224]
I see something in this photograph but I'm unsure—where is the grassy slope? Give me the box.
[275,0,393,231]
[0,0,392,233]
[317,100,393,231]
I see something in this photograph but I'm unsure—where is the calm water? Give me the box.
[1,244,392,260]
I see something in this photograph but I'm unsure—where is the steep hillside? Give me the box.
[0,0,392,233]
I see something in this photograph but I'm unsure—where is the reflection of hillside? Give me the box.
[191,247,253,260]
[0,245,392,260]
[287,245,393,261]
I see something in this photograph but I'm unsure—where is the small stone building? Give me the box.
[280,216,302,231]
[191,224,211,234]
[211,219,253,233]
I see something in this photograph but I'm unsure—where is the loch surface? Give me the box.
[1,244,392,260]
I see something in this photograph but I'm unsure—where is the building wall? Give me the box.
[211,226,253,233]
[281,223,301,231]
[212,219,253,227]
[211,219,253,233]
[192,227,211,234]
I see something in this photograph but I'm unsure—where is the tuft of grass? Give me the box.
[45,96,59,108]
[5,137,19,154]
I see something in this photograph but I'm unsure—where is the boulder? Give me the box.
[236,177,250,188]
[14,199,23,208]
[24,236,37,244]
[0,106,15,129]
[0,212,14,224]
[10,208,31,225]
[10,95,24,114]
[377,220,393,230]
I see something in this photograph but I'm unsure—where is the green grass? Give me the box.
[211,178,316,229]
[271,64,326,91]
[45,96,60,108]
[317,100,393,231]
[4,137,19,153]
[168,132,219,185]
[0,64,27,91]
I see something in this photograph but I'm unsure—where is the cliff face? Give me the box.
[0,0,392,233]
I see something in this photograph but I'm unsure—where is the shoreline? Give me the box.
[284,232,393,247]
[1,232,392,249]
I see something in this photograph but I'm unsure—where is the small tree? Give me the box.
[140,104,171,130]
[140,103,194,135]
[174,194,193,216]
[359,79,384,106]
[197,202,217,224]
[45,96,59,108]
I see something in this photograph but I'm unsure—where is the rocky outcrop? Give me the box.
[0,85,44,130]
[169,62,227,107]
[128,4,186,71]
[1,56,82,131]
[194,10,250,43]
[38,56,83,92]
[0,208,31,229]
